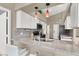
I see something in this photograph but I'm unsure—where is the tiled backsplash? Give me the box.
[14,28,33,40]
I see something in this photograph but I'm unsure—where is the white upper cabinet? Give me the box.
[16,10,38,29]
[78,4,79,27]
[64,16,72,29]
[70,4,78,28]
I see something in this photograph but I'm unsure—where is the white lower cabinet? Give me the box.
[53,24,59,39]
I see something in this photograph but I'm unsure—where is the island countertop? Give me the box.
[14,39,79,56]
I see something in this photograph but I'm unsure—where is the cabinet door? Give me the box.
[53,24,59,39]
[65,16,72,29]
[70,4,78,27]
[21,11,31,28]
[30,18,37,29]
[16,10,41,29]
[16,11,31,28]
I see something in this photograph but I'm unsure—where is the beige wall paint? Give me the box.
[14,3,31,10]
[11,10,16,38]
[0,3,15,10]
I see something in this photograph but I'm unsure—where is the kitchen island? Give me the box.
[14,39,79,56]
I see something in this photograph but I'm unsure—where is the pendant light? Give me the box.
[34,6,39,19]
[45,9,49,17]
[34,3,50,18]
[45,3,50,17]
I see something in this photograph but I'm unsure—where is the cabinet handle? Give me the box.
[6,37,8,44]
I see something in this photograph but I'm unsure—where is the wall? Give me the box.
[11,10,16,39]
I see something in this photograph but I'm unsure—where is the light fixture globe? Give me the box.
[34,3,50,18]
[45,9,49,17]
[34,6,39,19]
[45,3,50,17]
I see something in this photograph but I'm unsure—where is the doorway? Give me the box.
[0,6,11,55]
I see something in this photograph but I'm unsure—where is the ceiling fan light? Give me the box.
[34,12,38,19]
[35,11,39,16]
[35,12,38,16]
